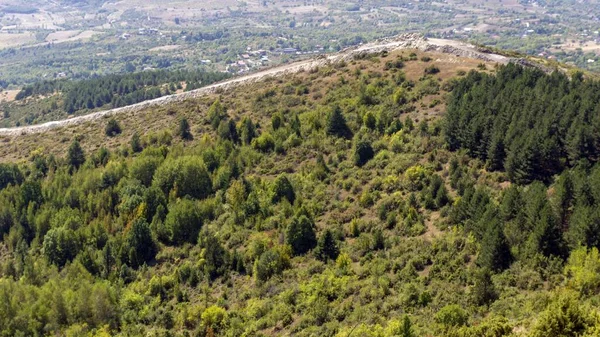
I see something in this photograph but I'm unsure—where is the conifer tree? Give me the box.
[472,268,498,306]
[326,105,352,139]
[315,229,339,262]
[67,140,85,170]
[477,219,512,272]
[130,131,142,153]
[272,175,295,204]
[354,139,374,167]
[177,117,192,140]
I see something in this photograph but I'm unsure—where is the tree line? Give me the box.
[16,69,230,114]
[445,64,600,184]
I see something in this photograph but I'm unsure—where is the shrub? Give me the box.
[424,65,440,75]
[105,118,122,137]
[564,247,600,296]
[435,305,468,331]
[201,305,228,335]
[530,292,594,337]
[254,246,291,283]
[252,132,275,152]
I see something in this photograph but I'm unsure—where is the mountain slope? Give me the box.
[0,41,600,337]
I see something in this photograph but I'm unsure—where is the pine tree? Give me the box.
[534,205,565,258]
[472,268,498,306]
[67,140,85,170]
[477,219,512,272]
[178,117,192,140]
[401,316,415,337]
[131,132,142,153]
[198,229,228,280]
[239,117,256,145]
[354,139,374,167]
[326,105,352,139]
[272,175,295,204]
[315,229,339,262]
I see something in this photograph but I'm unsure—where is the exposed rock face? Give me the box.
[0,34,549,137]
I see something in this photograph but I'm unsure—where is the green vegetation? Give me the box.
[4,70,229,127]
[2,51,600,336]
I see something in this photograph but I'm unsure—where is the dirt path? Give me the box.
[0,34,512,137]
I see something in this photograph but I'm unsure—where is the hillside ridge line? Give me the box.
[0,34,511,136]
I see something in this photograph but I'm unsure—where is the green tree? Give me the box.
[126,218,157,268]
[165,199,204,244]
[315,229,339,262]
[176,157,212,200]
[67,140,86,170]
[286,215,317,255]
[272,174,295,204]
[177,117,192,140]
[198,229,228,280]
[43,227,79,267]
[472,268,497,306]
[0,163,24,189]
[477,219,512,272]
[254,246,291,283]
[354,139,374,167]
[130,156,162,187]
[153,156,212,199]
[326,105,352,139]
[130,132,142,153]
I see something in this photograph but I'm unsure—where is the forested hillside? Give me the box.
[1,50,600,337]
[3,69,229,127]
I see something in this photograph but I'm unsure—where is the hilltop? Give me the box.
[1,37,600,337]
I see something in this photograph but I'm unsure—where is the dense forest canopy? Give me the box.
[445,64,600,184]
[15,69,230,115]
[1,52,600,337]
